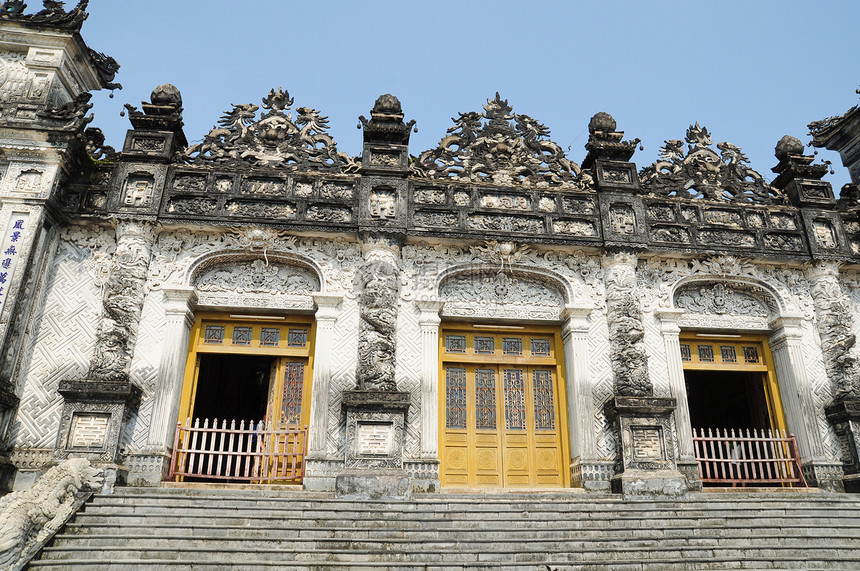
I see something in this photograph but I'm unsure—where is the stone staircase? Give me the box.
[29,486,860,570]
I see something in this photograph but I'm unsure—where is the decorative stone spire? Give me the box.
[771,134,834,207]
[358,94,414,175]
[123,84,187,151]
[359,94,415,146]
[581,112,640,169]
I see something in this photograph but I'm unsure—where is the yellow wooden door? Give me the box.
[440,327,567,488]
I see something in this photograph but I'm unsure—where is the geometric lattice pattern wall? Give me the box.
[588,311,615,459]
[395,300,421,459]
[11,233,105,448]
[327,296,359,456]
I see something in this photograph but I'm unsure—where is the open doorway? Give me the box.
[685,370,770,431]
[191,354,275,423]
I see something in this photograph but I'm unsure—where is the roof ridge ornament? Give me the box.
[0,0,88,30]
[411,93,582,189]
[184,87,360,173]
[639,123,785,204]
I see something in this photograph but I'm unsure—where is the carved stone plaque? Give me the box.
[632,426,664,461]
[357,422,394,455]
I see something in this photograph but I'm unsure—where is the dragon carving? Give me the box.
[639,123,784,204]
[0,459,102,570]
[184,88,359,173]
[412,93,582,189]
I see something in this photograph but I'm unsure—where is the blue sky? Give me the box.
[83,0,859,191]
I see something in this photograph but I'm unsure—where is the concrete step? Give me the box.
[57,521,860,540]
[37,543,860,562]
[46,534,860,553]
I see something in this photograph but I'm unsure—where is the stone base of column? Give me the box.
[337,390,411,499]
[54,379,140,466]
[825,400,860,493]
[801,460,845,492]
[677,459,703,491]
[126,449,171,487]
[605,396,687,498]
[403,459,440,493]
[303,458,343,492]
[570,458,614,491]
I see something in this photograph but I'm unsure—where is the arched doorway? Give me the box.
[434,267,572,489]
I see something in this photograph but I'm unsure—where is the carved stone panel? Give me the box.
[192,258,320,310]
[439,271,565,321]
[674,281,773,330]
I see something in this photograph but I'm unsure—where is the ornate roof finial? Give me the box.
[581,111,640,169]
[411,94,581,189]
[639,124,784,203]
[0,0,88,31]
[359,93,415,146]
[184,88,359,173]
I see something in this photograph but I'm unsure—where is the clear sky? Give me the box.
[81,0,859,191]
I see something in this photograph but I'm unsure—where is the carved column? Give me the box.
[416,300,443,460]
[303,294,343,492]
[55,220,155,481]
[307,294,342,457]
[127,287,196,486]
[338,234,410,498]
[655,308,701,490]
[562,306,611,490]
[602,251,685,496]
[768,316,842,490]
[807,262,860,490]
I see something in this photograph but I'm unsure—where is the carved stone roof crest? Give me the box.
[411,93,582,189]
[184,87,360,173]
[0,0,88,31]
[808,89,859,147]
[639,123,785,204]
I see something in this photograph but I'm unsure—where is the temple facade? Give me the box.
[2,2,860,497]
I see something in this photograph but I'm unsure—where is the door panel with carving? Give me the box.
[440,327,567,488]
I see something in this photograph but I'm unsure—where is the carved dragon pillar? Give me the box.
[807,261,860,491]
[54,220,154,484]
[602,251,686,496]
[337,94,413,498]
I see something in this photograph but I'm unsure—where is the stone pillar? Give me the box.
[54,220,156,487]
[602,251,685,497]
[562,306,611,490]
[337,235,410,499]
[303,294,343,492]
[126,287,195,486]
[0,205,46,488]
[769,316,843,490]
[307,294,343,458]
[806,261,860,490]
[655,308,701,490]
[416,300,443,460]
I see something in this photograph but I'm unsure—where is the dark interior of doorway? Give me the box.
[192,354,275,424]
[684,370,770,431]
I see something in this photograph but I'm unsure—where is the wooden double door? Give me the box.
[440,327,568,488]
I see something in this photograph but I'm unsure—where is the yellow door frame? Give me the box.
[679,333,788,434]
[177,312,316,428]
[438,323,571,488]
